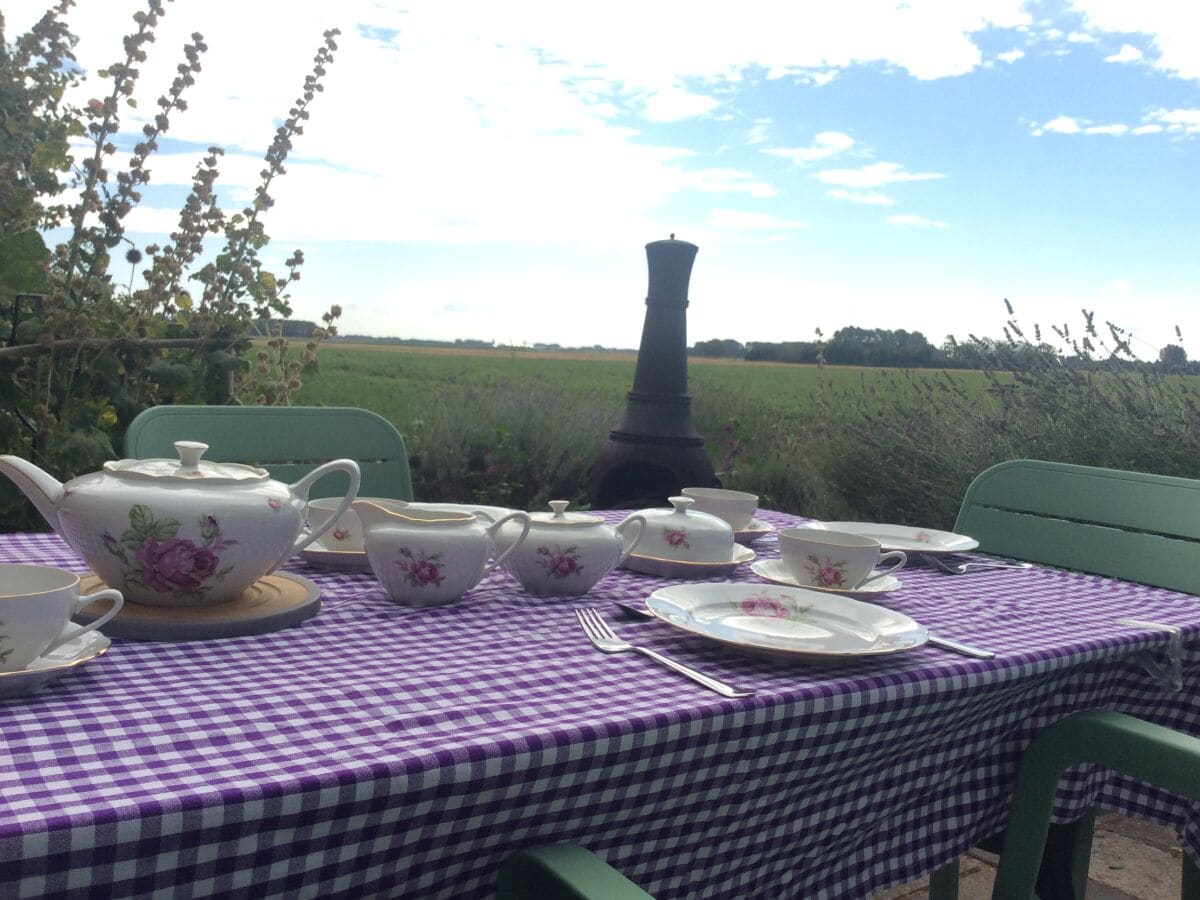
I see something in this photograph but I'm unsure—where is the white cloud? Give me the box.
[1034,108,1200,138]
[887,214,948,228]
[997,49,1025,63]
[815,161,946,188]
[686,168,778,199]
[1040,115,1083,134]
[763,131,855,164]
[1145,108,1200,134]
[1067,31,1096,43]
[827,189,896,206]
[641,87,722,123]
[706,210,808,231]
[1104,43,1144,64]
[1073,1,1200,80]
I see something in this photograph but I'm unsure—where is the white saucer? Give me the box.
[734,519,776,546]
[621,545,756,579]
[751,559,901,595]
[0,629,111,699]
[795,521,978,555]
[301,541,372,572]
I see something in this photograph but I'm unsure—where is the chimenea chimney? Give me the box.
[589,236,719,508]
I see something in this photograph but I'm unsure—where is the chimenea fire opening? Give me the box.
[589,236,719,509]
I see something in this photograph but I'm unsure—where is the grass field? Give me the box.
[292,342,1200,528]
[292,344,991,519]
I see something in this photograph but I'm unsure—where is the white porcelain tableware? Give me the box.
[0,441,360,606]
[496,501,646,596]
[796,521,979,555]
[750,559,901,595]
[734,519,776,546]
[779,528,907,591]
[622,496,734,563]
[645,583,927,660]
[353,500,531,606]
[307,496,405,552]
[0,629,111,699]
[681,487,758,531]
[0,564,123,672]
[622,544,756,579]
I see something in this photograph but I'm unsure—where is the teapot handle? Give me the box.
[614,514,647,565]
[283,459,363,564]
[483,512,531,577]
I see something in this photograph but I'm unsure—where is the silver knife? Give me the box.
[928,633,996,659]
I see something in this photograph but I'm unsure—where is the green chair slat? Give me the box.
[954,459,1200,591]
[124,405,413,501]
[496,845,654,900]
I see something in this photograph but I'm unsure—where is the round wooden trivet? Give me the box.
[75,572,321,641]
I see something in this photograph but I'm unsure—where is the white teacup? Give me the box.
[779,528,907,590]
[0,564,123,672]
[681,487,759,531]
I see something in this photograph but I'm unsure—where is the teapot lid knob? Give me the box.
[668,496,694,514]
[549,500,570,519]
[174,440,210,475]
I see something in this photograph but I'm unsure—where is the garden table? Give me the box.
[1,510,1199,898]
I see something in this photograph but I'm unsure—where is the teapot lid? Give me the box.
[105,441,269,483]
[530,500,602,526]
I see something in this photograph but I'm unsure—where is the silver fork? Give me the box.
[925,554,1034,575]
[574,608,754,698]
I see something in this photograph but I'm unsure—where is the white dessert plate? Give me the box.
[734,519,776,546]
[645,583,926,660]
[621,545,756,579]
[795,521,978,555]
[750,559,901,595]
[0,629,111,699]
[302,541,372,572]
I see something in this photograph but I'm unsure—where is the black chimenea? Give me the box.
[589,236,719,508]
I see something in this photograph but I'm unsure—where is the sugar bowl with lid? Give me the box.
[494,501,647,596]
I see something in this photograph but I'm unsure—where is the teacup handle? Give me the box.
[284,459,363,563]
[872,550,907,578]
[47,588,124,653]
[483,512,531,576]
[614,514,647,565]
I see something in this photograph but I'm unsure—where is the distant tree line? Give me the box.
[690,327,1194,373]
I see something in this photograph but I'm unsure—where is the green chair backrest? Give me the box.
[124,405,413,501]
[992,710,1200,898]
[954,459,1200,594]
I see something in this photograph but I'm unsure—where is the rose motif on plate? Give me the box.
[536,544,584,579]
[397,547,445,588]
[103,504,236,600]
[739,592,811,621]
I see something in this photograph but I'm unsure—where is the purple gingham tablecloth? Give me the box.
[2,510,1200,899]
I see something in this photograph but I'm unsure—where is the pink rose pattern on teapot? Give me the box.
[102,504,236,600]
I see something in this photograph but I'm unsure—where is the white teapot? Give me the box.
[495,501,647,596]
[353,499,531,606]
[0,441,360,607]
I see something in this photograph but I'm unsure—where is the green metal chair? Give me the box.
[492,712,1200,900]
[933,458,1200,899]
[991,710,1200,899]
[124,405,413,501]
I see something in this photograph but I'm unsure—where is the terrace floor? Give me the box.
[875,814,1182,899]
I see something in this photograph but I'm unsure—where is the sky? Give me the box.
[6,0,1199,356]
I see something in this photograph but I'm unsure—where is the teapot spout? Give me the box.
[0,455,66,533]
